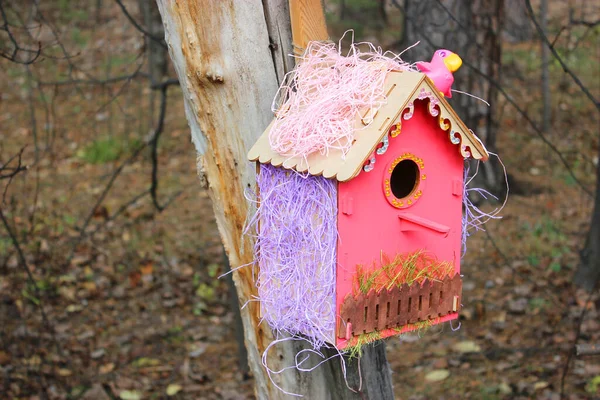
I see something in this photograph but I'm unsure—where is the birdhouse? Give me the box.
[247,70,489,351]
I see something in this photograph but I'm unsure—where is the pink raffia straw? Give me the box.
[269,32,416,159]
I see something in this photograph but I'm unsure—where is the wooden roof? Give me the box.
[247,71,489,182]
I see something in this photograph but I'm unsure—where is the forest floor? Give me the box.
[1,1,599,400]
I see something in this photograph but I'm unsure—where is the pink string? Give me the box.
[269,32,416,159]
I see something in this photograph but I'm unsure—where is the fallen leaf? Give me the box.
[40,239,49,252]
[140,261,153,276]
[425,369,450,382]
[91,348,106,359]
[81,281,97,292]
[129,271,141,288]
[0,350,11,365]
[83,266,94,278]
[93,205,109,220]
[99,363,115,374]
[58,286,76,301]
[119,390,141,400]
[66,304,83,313]
[81,383,111,400]
[77,330,95,341]
[71,254,90,266]
[498,382,512,394]
[508,298,528,314]
[58,368,72,376]
[132,357,160,368]
[453,341,481,353]
[166,384,182,396]
[188,344,207,358]
[6,255,17,269]
[25,355,41,367]
[533,381,549,391]
[529,167,541,176]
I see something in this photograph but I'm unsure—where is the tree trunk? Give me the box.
[503,0,532,43]
[155,1,394,398]
[138,0,168,133]
[401,0,504,194]
[574,142,600,291]
[139,0,168,81]
[540,0,551,133]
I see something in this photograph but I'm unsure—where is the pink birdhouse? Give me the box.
[248,71,489,351]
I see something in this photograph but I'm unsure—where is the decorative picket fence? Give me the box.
[338,274,462,339]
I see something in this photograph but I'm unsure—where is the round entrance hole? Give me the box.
[390,159,419,199]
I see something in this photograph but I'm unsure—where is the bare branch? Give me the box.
[149,79,177,212]
[569,9,600,28]
[151,78,179,90]
[483,229,563,308]
[0,207,63,359]
[462,58,593,198]
[569,18,600,28]
[64,76,179,261]
[68,142,148,258]
[114,0,167,48]
[37,70,147,87]
[0,148,28,180]
[391,0,593,198]
[90,189,150,235]
[0,0,41,64]
[1,147,28,203]
[525,0,600,111]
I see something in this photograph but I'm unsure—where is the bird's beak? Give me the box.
[443,53,463,73]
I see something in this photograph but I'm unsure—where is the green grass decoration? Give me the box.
[343,251,454,355]
[353,249,455,295]
[345,330,383,359]
[394,319,433,335]
[345,319,436,358]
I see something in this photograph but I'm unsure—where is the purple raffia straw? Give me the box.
[248,164,337,348]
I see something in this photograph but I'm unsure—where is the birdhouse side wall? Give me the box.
[335,100,464,348]
[255,164,337,345]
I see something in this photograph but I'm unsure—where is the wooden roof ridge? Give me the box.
[247,71,489,182]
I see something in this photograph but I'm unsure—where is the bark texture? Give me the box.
[156,1,393,398]
[138,0,169,132]
[139,0,168,81]
[574,143,600,291]
[503,0,532,43]
[540,0,551,133]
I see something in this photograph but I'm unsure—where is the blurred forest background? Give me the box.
[1,0,599,399]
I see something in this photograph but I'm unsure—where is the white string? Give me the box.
[260,334,360,397]
[451,89,491,106]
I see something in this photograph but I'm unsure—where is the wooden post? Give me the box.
[289,0,329,53]
[156,1,394,397]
